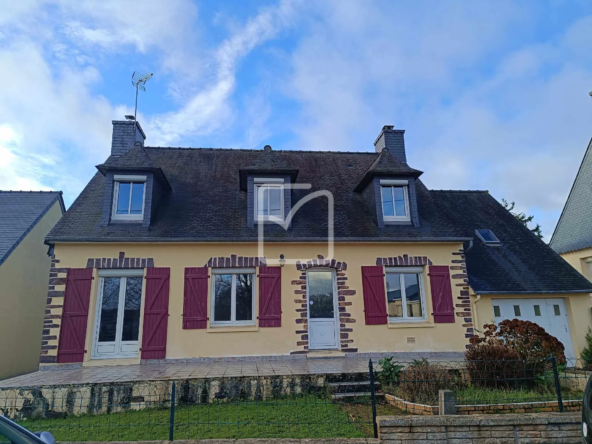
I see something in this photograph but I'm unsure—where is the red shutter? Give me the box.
[361,265,388,325]
[258,267,281,327]
[429,265,455,323]
[141,268,170,359]
[183,267,209,329]
[57,268,93,363]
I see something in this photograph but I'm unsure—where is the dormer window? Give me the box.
[380,179,410,221]
[254,178,284,221]
[112,175,146,221]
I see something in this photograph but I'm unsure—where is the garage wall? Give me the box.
[561,247,592,282]
[471,293,592,359]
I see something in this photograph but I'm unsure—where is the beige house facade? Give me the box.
[0,191,64,379]
[39,121,592,368]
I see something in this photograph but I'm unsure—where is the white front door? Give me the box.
[93,271,143,359]
[308,269,339,350]
[492,298,575,360]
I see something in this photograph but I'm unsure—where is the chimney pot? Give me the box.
[264,145,272,151]
[125,115,135,121]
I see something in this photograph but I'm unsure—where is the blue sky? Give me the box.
[1,0,592,240]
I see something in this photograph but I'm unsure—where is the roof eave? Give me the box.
[95,165,171,190]
[238,169,299,191]
[354,170,423,192]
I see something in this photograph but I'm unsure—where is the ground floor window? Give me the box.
[93,270,143,359]
[211,268,255,326]
[385,267,426,322]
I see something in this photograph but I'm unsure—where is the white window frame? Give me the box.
[385,266,427,323]
[92,269,144,360]
[210,268,256,326]
[111,175,147,222]
[254,177,284,222]
[380,179,410,222]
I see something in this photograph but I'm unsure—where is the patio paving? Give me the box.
[0,358,373,388]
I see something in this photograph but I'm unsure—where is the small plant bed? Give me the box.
[16,397,385,442]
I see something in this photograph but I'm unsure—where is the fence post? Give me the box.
[169,381,176,441]
[369,359,378,439]
[550,356,564,412]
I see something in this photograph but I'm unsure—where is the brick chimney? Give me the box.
[374,125,407,164]
[111,117,146,156]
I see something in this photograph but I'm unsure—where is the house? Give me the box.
[39,119,592,367]
[0,191,64,379]
[551,137,592,286]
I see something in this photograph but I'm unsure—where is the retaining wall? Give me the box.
[377,412,581,443]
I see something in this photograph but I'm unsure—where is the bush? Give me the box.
[394,359,462,404]
[465,319,565,388]
[580,328,592,369]
[377,357,403,386]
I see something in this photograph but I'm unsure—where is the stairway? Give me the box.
[327,373,384,401]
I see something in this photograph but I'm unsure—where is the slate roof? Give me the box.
[0,191,65,267]
[433,190,592,293]
[550,137,592,254]
[47,147,592,294]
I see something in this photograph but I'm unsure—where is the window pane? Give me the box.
[393,187,407,216]
[534,305,541,316]
[381,187,394,217]
[99,278,120,342]
[554,305,560,316]
[116,182,131,214]
[308,271,334,319]
[122,277,142,341]
[269,187,282,216]
[386,273,403,317]
[257,186,269,216]
[130,183,144,215]
[493,305,501,317]
[513,305,521,316]
[214,275,232,322]
[404,274,422,318]
[235,274,253,321]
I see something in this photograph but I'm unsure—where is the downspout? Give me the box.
[472,294,481,332]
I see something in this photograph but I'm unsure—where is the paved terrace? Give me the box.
[0,353,464,388]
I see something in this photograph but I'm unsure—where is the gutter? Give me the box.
[475,290,592,295]
[45,236,474,243]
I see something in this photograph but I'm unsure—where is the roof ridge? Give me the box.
[0,190,62,194]
[144,146,379,155]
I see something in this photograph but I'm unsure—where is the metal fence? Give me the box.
[0,358,588,442]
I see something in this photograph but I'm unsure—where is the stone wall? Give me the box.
[378,412,581,443]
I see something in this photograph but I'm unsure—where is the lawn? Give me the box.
[456,386,583,405]
[15,398,401,441]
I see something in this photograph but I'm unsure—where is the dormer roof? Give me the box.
[354,148,423,191]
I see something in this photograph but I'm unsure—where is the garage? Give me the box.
[492,298,576,360]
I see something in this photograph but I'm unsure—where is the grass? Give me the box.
[16,397,404,442]
[456,386,583,405]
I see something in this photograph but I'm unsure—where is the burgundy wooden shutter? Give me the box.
[361,266,388,325]
[57,268,93,363]
[183,267,209,329]
[258,266,281,327]
[141,268,170,359]
[429,265,455,323]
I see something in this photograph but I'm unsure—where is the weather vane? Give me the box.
[131,71,154,122]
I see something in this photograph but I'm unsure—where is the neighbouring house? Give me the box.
[0,191,64,379]
[551,137,592,287]
[40,118,592,368]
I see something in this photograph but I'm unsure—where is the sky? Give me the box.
[1,0,591,240]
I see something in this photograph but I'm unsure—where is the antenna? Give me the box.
[131,71,153,122]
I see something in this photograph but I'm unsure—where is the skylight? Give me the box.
[475,229,501,245]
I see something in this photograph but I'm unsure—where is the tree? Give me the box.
[501,199,543,239]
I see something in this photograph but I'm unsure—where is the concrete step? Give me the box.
[331,392,385,400]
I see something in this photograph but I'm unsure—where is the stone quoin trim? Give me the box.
[290,255,357,355]
[205,255,267,268]
[450,248,473,348]
[40,252,156,364]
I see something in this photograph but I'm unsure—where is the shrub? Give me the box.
[394,359,462,404]
[580,328,592,369]
[465,319,565,388]
[377,357,403,386]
